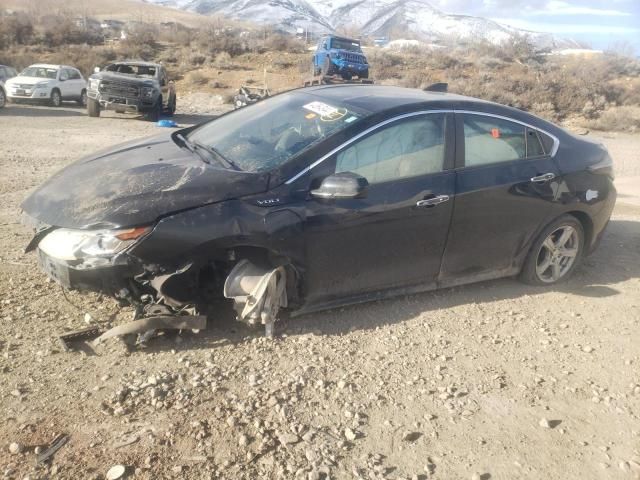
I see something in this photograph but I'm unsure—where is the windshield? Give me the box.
[187,92,369,172]
[330,38,362,51]
[105,63,157,77]
[20,67,58,79]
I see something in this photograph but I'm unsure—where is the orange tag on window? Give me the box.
[491,128,500,138]
[305,113,317,119]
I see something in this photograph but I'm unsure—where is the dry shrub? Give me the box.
[264,33,305,53]
[188,70,209,85]
[214,52,232,68]
[586,106,640,132]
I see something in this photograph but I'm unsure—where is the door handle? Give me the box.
[530,172,556,183]
[416,195,450,207]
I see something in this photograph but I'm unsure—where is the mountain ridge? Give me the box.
[142,0,581,50]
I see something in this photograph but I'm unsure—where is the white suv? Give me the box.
[5,64,87,107]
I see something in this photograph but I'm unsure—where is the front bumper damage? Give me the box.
[29,229,288,343]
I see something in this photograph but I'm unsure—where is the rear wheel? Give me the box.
[360,69,369,79]
[50,89,62,107]
[87,98,100,117]
[519,215,584,285]
[0,87,5,109]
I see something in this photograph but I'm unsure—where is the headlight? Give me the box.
[35,81,50,88]
[142,87,154,98]
[38,226,151,261]
[89,79,100,91]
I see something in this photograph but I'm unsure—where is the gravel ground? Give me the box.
[0,103,639,480]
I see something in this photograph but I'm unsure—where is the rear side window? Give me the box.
[335,114,446,184]
[464,115,526,166]
[67,69,81,80]
[526,128,545,157]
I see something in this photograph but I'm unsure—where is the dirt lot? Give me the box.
[0,103,639,480]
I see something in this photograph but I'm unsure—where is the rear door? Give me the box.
[66,68,85,98]
[296,112,456,307]
[439,112,560,283]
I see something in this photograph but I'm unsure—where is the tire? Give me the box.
[321,56,333,76]
[77,89,87,107]
[50,89,62,107]
[360,69,369,79]
[145,97,162,122]
[0,87,5,109]
[341,72,353,81]
[87,98,100,117]
[166,93,176,116]
[519,214,585,286]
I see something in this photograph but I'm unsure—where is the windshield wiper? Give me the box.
[176,133,195,153]
[193,141,241,171]
[175,133,211,164]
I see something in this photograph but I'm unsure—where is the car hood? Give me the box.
[21,132,270,230]
[92,72,157,86]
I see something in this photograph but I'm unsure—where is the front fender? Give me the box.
[129,200,305,270]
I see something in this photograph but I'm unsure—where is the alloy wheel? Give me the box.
[0,89,5,108]
[535,225,579,283]
[52,91,61,107]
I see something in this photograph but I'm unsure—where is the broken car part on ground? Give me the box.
[21,85,616,340]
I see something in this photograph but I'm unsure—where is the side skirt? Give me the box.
[292,266,520,318]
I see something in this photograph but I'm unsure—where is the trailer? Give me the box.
[303,75,374,87]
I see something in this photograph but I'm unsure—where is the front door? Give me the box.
[440,112,561,282]
[294,112,456,307]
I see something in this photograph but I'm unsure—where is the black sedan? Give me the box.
[22,85,616,333]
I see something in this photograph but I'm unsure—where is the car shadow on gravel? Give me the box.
[1,105,86,117]
[131,219,640,354]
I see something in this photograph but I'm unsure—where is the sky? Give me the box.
[432,0,640,53]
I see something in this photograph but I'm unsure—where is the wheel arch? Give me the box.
[518,209,593,272]
[564,210,594,249]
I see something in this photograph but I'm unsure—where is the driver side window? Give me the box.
[335,114,446,185]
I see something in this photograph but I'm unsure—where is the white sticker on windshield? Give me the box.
[345,116,357,123]
[303,101,339,117]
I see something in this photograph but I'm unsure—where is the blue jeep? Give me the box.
[312,36,369,80]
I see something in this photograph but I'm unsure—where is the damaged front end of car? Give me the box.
[22,205,297,344]
[19,131,303,344]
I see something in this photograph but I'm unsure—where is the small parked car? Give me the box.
[0,64,18,109]
[5,64,86,107]
[86,61,176,121]
[312,35,369,80]
[22,85,616,334]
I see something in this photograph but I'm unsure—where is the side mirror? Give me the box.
[94,66,101,73]
[311,172,368,199]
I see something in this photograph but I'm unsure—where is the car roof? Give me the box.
[322,35,360,42]
[302,84,483,112]
[114,61,161,67]
[25,64,76,70]
[300,84,562,134]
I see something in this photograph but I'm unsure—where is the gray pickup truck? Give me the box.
[87,61,176,121]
